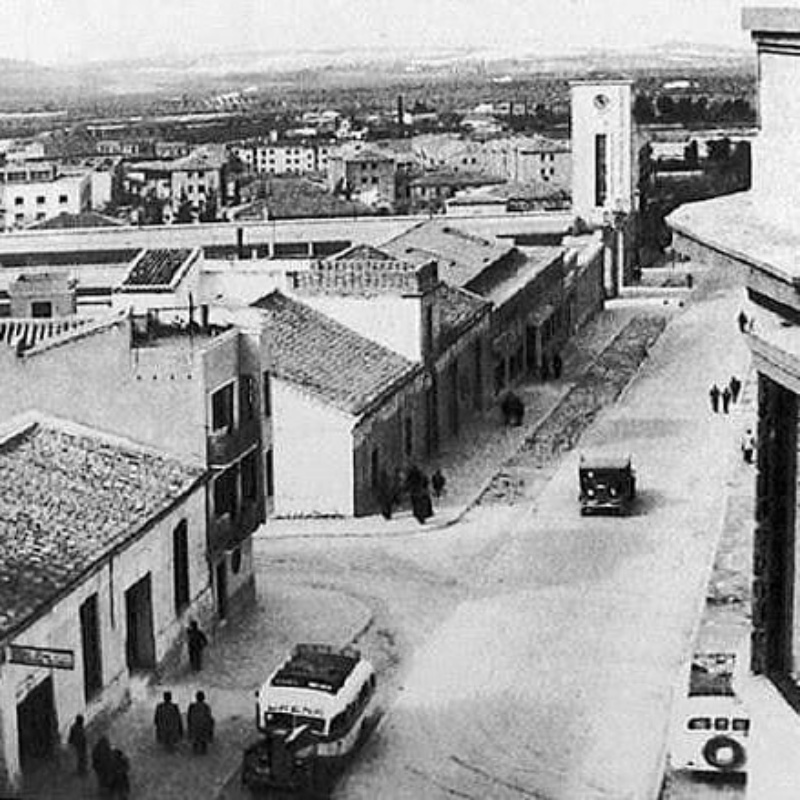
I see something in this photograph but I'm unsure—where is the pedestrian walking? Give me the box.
[67,714,88,776]
[742,429,757,464]
[552,352,563,380]
[406,466,433,525]
[722,385,732,414]
[729,375,742,404]
[91,735,113,792]
[738,309,748,333]
[108,747,130,799]
[187,691,215,755]
[431,468,446,499]
[374,467,401,520]
[154,691,183,751]
[709,384,721,413]
[186,620,208,672]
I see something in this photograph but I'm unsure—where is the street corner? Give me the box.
[262,581,374,651]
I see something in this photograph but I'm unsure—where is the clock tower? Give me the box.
[570,80,634,226]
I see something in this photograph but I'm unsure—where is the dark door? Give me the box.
[17,677,57,767]
[447,362,459,437]
[80,593,103,700]
[125,574,156,671]
[216,559,228,620]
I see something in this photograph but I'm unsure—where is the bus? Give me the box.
[242,643,377,792]
[670,652,750,776]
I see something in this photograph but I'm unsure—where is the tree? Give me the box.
[707,137,732,164]
[633,94,656,124]
[142,189,164,226]
[175,190,194,224]
[199,188,218,223]
[656,95,676,120]
[684,140,699,169]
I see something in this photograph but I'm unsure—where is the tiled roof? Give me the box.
[330,244,398,262]
[0,418,206,640]
[252,291,417,415]
[432,283,490,352]
[382,220,518,287]
[122,248,194,288]
[26,211,124,230]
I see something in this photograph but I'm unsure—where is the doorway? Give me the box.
[216,559,228,620]
[17,677,57,768]
[125,574,155,672]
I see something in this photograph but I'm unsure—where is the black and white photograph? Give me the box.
[0,1,793,797]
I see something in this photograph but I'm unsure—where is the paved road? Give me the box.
[330,273,750,799]
[219,268,749,800]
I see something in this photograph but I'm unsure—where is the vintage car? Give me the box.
[578,453,636,515]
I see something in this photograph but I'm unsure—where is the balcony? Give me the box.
[207,418,260,466]
[208,499,263,555]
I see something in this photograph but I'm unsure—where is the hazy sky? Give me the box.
[0,0,766,65]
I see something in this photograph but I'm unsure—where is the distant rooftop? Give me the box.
[382,220,519,288]
[252,291,418,415]
[0,416,206,640]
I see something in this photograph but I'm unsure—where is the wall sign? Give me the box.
[7,644,75,670]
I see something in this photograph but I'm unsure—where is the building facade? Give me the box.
[667,7,800,798]
[0,415,210,792]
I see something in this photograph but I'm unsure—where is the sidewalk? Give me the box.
[18,585,372,800]
[260,299,681,541]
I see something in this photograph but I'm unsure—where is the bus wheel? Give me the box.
[702,735,745,771]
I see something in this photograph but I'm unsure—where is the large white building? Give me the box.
[0,162,91,231]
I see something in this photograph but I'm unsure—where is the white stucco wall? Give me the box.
[0,488,210,788]
[271,378,355,517]
[570,82,633,225]
[753,51,800,229]
[297,294,423,362]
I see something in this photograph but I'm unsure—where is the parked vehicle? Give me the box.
[242,643,376,793]
[670,652,750,775]
[578,453,636,515]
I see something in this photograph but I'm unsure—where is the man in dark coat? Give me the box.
[729,375,742,404]
[186,620,208,672]
[709,384,721,413]
[91,735,113,790]
[154,691,183,751]
[721,385,732,414]
[187,691,215,755]
[67,714,88,776]
[108,747,131,799]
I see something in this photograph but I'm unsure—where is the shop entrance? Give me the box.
[125,574,155,671]
[17,677,57,768]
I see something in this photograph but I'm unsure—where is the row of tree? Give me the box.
[633,93,755,126]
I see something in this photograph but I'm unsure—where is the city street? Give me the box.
[219,267,752,799]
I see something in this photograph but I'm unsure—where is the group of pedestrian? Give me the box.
[154,689,216,755]
[67,715,130,798]
[373,465,446,523]
[709,375,743,415]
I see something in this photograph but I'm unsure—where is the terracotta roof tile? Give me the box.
[0,420,205,640]
[122,248,194,288]
[252,291,417,414]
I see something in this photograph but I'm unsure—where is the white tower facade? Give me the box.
[570,80,634,226]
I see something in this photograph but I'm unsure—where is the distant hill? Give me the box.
[0,42,755,107]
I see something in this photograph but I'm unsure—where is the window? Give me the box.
[35,212,46,220]
[14,213,24,223]
[59,194,68,204]
[240,375,256,421]
[213,467,238,517]
[262,372,271,417]
[732,718,750,732]
[35,195,45,205]
[211,382,234,431]
[687,717,711,730]
[241,450,258,500]
[714,717,730,731]
[80,594,103,700]
[31,301,52,318]
[265,449,274,498]
[14,196,23,206]
[173,520,190,613]
[371,448,379,488]
[594,133,608,207]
